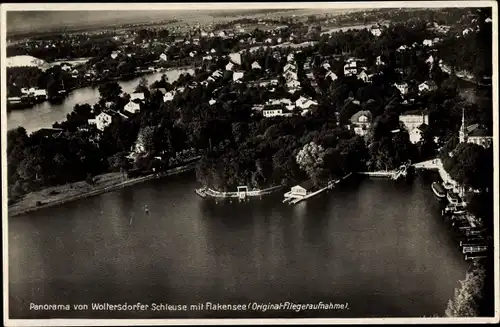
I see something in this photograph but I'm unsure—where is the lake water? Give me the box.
[8,171,469,319]
[7,68,194,134]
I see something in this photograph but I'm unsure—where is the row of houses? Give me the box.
[252,96,318,118]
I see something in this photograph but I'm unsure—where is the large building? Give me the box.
[399,111,429,132]
[458,109,493,148]
[350,110,373,136]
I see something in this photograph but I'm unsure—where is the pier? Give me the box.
[358,161,411,180]
[195,185,283,200]
[283,173,353,205]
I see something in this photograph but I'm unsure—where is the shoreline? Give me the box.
[8,160,199,217]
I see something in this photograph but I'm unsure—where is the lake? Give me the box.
[7,68,195,134]
[8,171,469,319]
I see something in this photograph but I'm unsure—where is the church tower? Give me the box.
[459,108,467,143]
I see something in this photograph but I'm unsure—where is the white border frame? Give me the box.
[2,1,499,326]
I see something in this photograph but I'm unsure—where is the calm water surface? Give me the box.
[9,172,469,318]
[7,68,194,134]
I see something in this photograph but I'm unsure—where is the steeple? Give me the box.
[459,107,467,143]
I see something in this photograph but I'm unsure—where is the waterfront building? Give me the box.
[458,109,493,148]
[290,180,315,197]
[350,110,373,136]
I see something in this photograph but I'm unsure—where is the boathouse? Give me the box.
[290,180,315,197]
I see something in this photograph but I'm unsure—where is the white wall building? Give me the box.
[124,101,141,114]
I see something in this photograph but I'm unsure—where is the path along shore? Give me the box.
[8,159,200,217]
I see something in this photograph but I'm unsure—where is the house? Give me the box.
[295,96,318,109]
[326,71,338,82]
[409,123,428,144]
[418,80,438,94]
[209,99,217,105]
[344,60,357,76]
[210,48,216,53]
[357,70,370,83]
[163,91,175,102]
[376,56,385,66]
[277,37,282,43]
[394,82,409,95]
[284,70,298,82]
[233,71,244,81]
[124,101,141,114]
[462,28,473,36]
[111,51,119,59]
[189,51,197,57]
[212,70,223,78]
[93,111,114,131]
[130,92,145,101]
[263,108,284,118]
[265,38,273,44]
[201,31,208,37]
[286,79,301,89]
[218,31,227,38]
[371,27,382,37]
[229,53,242,65]
[283,63,297,73]
[105,101,114,109]
[287,53,295,62]
[399,111,429,132]
[61,64,72,71]
[225,62,235,71]
[485,17,492,23]
[202,55,213,61]
[397,45,408,52]
[33,89,47,99]
[159,53,167,61]
[251,61,261,70]
[350,110,373,136]
[290,180,315,197]
[322,62,331,70]
[423,39,434,47]
[425,55,434,66]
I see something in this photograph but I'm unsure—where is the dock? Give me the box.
[283,173,352,205]
[358,161,410,180]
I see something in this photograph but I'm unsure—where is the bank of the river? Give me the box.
[8,159,200,217]
[7,67,195,133]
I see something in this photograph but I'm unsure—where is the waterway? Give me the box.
[7,68,194,134]
[8,171,469,319]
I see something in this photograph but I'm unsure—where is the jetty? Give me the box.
[283,173,352,205]
[358,161,411,180]
[195,185,283,201]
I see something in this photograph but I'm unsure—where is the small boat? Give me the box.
[431,182,446,198]
[443,203,467,216]
[443,182,454,190]
[447,192,461,205]
[144,205,149,214]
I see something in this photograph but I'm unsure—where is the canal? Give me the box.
[8,171,469,318]
[6,68,194,134]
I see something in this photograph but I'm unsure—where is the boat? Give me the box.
[431,182,446,198]
[447,192,461,205]
[443,182,454,190]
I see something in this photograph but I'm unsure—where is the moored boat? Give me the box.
[431,182,446,198]
[442,203,467,216]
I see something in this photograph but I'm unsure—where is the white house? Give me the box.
[399,111,429,132]
[263,108,284,118]
[94,112,113,131]
[111,51,119,59]
[409,124,428,144]
[218,31,227,38]
[371,28,382,37]
[225,62,235,71]
[189,51,197,57]
[209,99,217,105]
[289,180,315,197]
[124,101,141,114]
[163,91,175,102]
[251,61,261,70]
[201,31,208,37]
[322,62,331,70]
[462,28,473,36]
[344,61,357,76]
[229,52,242,65]
[283,63,297,73]
[33,89,47,99]
[210,48,216,54]
[287,53,295,62]
[233,71,244,81]
[159,53,167,61]
[202,55,213,61]
[295,96,318,109]
[265,38,273,44]
[326,71,338,82]
[209,32,215,37]
[61,64,72,71]
[394,82,409,95]
[397,45,408,52]
[284,70,298,82]
[130,92,145,101]
[357,70,370,83]
[423,39,434,47]
[485,17,492,23]
[425,55,434,66]
[350,110,373,136]
[418,80,438,94]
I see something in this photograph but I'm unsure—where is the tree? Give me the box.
[445,265,485,317]
[98,81,122,102]
[296,142,326,185]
